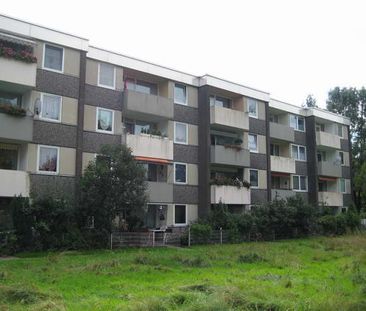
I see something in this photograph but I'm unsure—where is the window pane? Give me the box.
[300,176,307,190]
[250,170,258,187]
[175,164,186,183]
[292,145,298,159]
[293,176,299,190]
[338,124,343,137]
[339,152,344,165]
[97,109,113,132]
[0,91,20,107]
[39,147,58,172]
[174,84,186,104]
[148,164,157,181]
[299,146,306,160]
[99,63,115,87]
[216,96,231,108]
[44,45,63,71]
[248,134,257,151]
[175,205,186,224]
[248,99,257,116]
[209,96,215,107]
[41,95,61,120]
[297,117,305,131]
[0,147,18,170]
[175,123,187,143]
[135,80,157,95]
[340,179,345,192]
[135,122,150,134]
[290,115,297,129]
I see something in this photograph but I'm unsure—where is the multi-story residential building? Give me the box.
[0,14,352,230]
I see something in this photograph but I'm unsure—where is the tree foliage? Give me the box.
[304,94,318,108]
[78,144,148,236]
[326,87,366,210]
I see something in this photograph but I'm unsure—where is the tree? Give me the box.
[326,87,366,211]
[304,94,318,108]
[78,144,148,238]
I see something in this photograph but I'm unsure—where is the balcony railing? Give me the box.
[0,112,33,141]
[317,161,342,178]
[210,106,249,131]
[318,191,343,207]
[147,182,173,203]
[126,133,173,160]
[0,169,29,197]
[270,156,296,174]
[270,122,295,142]
[0,57,36,90]
[210,185,251,205]
[316,131,341,149]
[210,145,250,167]
[123,90,173,119]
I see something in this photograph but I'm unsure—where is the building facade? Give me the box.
[0,14,352,230]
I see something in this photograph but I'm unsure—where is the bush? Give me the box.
[190,223,212,244]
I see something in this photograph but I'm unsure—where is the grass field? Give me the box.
[0,234,365,310]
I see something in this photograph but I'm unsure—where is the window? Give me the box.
[318,181,327,192]
[339,151,344,165]
[339,178,346,193]
[98,63,115,89]
[290,115,305,131]
[0,144,18,170]
[174,163,187,184]
[174,122,188,144]
[269,114,278,123]
[38,145,59,174]
[337,124,343,137]
[125,78,157,95]
[317,151,326,162]
[316,123,325,132]
[143,163,167,182]
[248,134,258,152]
[292,175,307,191]
[174,83,187,105]
[96,108,114,133]
[174,205,187,225]
[40,93,62,122]
[250,169,258,188]
[209,95,231,108]
[248,98,258,118]
[0,91,21,107]
[291,144,306,161]
[270,144,280,156]
[43,44,63,72]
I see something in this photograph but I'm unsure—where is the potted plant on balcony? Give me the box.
[0,40,37,64]
[223,138,243,151]
[210,176,250,189]
[0,103,26,117]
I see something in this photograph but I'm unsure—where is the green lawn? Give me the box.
[0,234,365,310]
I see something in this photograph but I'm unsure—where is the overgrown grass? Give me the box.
[1,234,366,310]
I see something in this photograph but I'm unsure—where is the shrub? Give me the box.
[238,253,265,263]
[190,223,212,244]
[318,215,338,235]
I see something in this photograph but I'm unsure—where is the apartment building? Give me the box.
[0,14,352,230]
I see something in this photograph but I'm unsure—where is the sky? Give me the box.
[1,0,365,108]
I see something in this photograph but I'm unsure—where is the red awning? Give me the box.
[271,172,290,177]
[135,156,172,165]
[319,176,337,182]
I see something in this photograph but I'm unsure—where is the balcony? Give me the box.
[210,145,250,167]
[0,57,36,91]
[0,113,33,141]
[210,106,249,131]
[147,182,173,203]
[316,131,341,149]
[317,161,342,178]
[271,189,296,200]
[123,90,173,120]
[270,122,294,142]
[0,169,29,197]
[318,192,343,207]
[211,185,251,205]
[270,156,296,174]
[126,133,173,160]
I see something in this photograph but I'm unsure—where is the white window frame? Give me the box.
[174,83,187,106]
[37,145,60,175]
[249,169,259,189]
[247,98,258,118]
[39,93,62,123]
[291,144,307,161]
[174,162,187,185]
[248,134,258,153]
[42,43,64,73]
[173,204,187,226]
[292,175,308,192]
[339,178,346,193]
[290,114,306,132]
[97,63,116,90]
[174,121,188,145]
[96,107,114,134]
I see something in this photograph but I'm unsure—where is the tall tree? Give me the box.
[78,144,148,236]
[326,87,366,210]
[304,94,318,108]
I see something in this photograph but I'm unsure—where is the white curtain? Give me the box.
[42,95,61,120]
[98,109,112,131]
[39,147,58,172]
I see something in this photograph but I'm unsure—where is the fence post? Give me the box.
[188,226,191,247]
[152,231,155,247]
[220,227,223,244]
[110,233,113,250]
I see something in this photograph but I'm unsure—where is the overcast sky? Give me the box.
[2,0,365,107]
